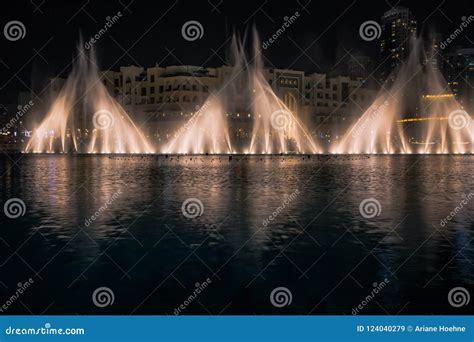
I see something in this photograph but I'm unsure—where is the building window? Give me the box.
[141,88,146,96]
[159,85,164,93]
[150,86,155,94]
[150,75,155,82]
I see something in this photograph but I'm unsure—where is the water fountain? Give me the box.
[25,33,472,155]
[333,36,473,154]
[25,43,154,154]
[163,29,320,155]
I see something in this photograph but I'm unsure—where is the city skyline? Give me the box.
[1,0,474,104]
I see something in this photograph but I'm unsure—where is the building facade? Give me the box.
[46,63,377,145]
[380,7,417,83]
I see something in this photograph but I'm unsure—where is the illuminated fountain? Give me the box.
[26,44,153,154]
[334,36,473,154]
[164,29,319,154]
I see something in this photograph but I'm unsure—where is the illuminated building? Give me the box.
[443,48,474,112]
[379,7,417,83]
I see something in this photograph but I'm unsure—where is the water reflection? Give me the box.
[0,155,473,314]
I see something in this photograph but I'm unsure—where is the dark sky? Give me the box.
[1,0,473,103]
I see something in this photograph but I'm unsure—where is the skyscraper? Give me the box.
[379,7,417,83]
[444,48,474,111]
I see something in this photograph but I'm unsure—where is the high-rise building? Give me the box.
[444,48,474,111]
[379,7,417,83]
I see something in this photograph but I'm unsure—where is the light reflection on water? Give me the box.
[0,155,472,314]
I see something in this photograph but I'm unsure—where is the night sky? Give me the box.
[1,0,473,103]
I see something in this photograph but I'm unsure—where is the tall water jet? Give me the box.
[26,42,153,154]
[163,96,232,154]
[249,29,319,154]
[164,28,320,154]
[334,36,472,154]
